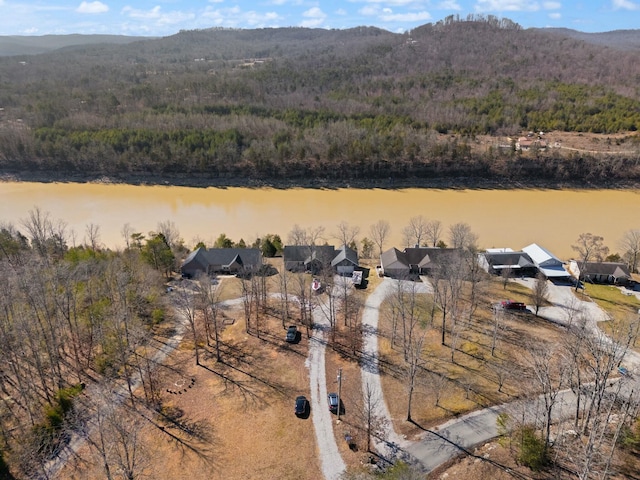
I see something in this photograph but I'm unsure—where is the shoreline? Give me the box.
[2,171,639,191]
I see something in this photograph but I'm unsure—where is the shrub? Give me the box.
[518,425,549,471]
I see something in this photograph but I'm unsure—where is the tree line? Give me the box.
[1,19,640,184]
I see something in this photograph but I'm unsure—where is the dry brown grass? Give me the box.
[61,263,584,479]
[61,259,383,479]
[378,276,566,440]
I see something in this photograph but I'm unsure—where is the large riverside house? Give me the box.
[181,247,262,278]
[522,243,571,279]
[380,246,460,279]
[479,248,538,277]
[283,245,337,274]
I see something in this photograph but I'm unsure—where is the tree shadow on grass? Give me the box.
[407,418,535,480]
[139,406,222,474]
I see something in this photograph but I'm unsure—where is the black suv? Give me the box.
[295,395,308,416]
[286,325,298,342]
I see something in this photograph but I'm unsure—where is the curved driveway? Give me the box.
[363,276,640,473]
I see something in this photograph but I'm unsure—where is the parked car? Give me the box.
[286,325,298,342]
[295,395,308,416]
[328,393,339,414]
[501,300,527,311]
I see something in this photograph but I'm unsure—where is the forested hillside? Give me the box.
[0,16,639,186]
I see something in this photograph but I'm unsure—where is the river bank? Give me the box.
[2,170,640,191]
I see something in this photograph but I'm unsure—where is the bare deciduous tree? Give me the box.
[82,389,151,480]
[402,215,429,247]
[174,282,201,366]
[405,327,427,422]
[369,219,390,258]
[572,233,609,290]
[501,265,512,289]
[197,274,223,362]
[335,220,360,248]
[425,219,443,247]
[527,344,568,448]
[448,222,478,250]
[157,220,181,250]
[85,223,101,250]
[619,228,640,273]
[356,381,384,453]
[532,273,549,316]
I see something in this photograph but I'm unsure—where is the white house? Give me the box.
[522,243,570,278]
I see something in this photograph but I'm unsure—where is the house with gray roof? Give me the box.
[380,246,460,279]
[569,260,632,285]
[479,248,537,277]
[283,245,336,274]
[522,243,570,279]
[181,247,262,278]
[331,244,359,276]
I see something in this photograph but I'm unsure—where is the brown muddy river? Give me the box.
[1,182,639,260]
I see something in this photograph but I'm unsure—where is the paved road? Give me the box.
[364,276,640,473]
[307,291,346,480]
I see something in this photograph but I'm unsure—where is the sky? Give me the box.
[0,0,638,38]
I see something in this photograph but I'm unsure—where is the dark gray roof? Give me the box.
[283,245,336,263]
[381,247,460,270]
[331,244,358,267]
[182,247,262,271]
[380,247,407,267]
[404,247,460,268]
[581,261,631,278]
[483,251,535,269]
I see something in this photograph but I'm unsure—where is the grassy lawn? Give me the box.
[584,283,640,352]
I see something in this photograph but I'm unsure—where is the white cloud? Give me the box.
[548,12,561,18]
[265,0,304,5]
[122,6,161,19]
[336,8,347,15]
[121,5,195,25]
[201,6,281,28]
[77,1,109,14]
[352,0,418,4]
[359,5,380,15]
[475,0,541,12]
[438,0,462,10]
[379,10,432,21]
[612,0,639,10]
[543,1,561,9]
[300,7,326,27]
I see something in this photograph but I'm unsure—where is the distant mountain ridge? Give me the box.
[1,18,639,186]
[1,23,639,57]
[537,27,640,51]
[0,34,151,56]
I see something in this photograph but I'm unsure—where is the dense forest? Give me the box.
[0,15,640,186]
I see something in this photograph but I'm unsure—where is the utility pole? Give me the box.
[337,368,342,421]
